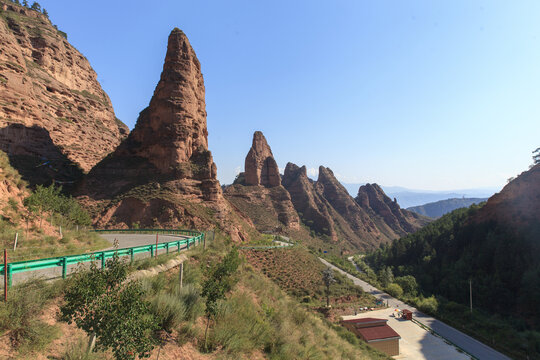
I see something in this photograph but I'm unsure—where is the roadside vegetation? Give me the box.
[1,233,390,359]
[361,204,540,359]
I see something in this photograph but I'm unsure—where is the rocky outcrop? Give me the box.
[224,131,300,232]
[474,164,540,227]
[0,3,127,186]
[79,29,250,241]
[282,163,429,250]
[356,183,428,234]
[244,131,281,187]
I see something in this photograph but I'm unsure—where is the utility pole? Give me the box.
[469,279,472,313]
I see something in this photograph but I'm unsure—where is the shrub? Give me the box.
[0,279,61,352]
[386,283,404,298]
[150,292,186,332]
[417,295,439,314]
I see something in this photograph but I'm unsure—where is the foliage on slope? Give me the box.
[365,203,540,358]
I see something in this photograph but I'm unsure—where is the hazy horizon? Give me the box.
[41,0,540,191]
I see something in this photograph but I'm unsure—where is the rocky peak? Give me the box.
[83,28,220,201]
[0,3,127,186]
[356,183,423,234]
[244,131,281,187]
[127,28,210,174]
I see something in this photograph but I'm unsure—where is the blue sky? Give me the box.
[41,0,539,190]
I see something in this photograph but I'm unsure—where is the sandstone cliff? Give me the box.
[79,29,250,241]
[474,164,540,228]
[224,131,300,233]
[0,2,127,186]
[282,163,429,250]
[244,131,281,187]
[356,183,428,235]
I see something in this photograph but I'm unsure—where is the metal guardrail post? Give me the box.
[62,257,67,279]
[177,241,180,253]
[101,252,106,270]
[187,239,190,250]
[130,248,134,264]
[150,245,154,258]
[166,243,169,254]
[7,264,12,288]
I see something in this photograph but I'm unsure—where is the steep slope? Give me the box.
[356,183,429,234]
[224,131,300,233]
[79,29,251,241]
[407,197,488,218]
[0,2,127,186]
[366,164,540,357]
[282,164,428,250]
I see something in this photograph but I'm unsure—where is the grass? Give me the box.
[0,278,63,353]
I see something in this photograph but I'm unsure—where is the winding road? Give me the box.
[319,258,511,360]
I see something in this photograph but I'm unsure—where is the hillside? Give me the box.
[225,131,429,252]
[78,28,254,242]
[365,164,540,358]
[407,197,488,218]
[0,1,128,187]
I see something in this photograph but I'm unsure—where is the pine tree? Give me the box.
[22,0,28,7]
[42,8,48,18]
[30,1,40,11]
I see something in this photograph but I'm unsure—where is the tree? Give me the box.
[201,248,240,350]
[22,0,28,7]
[42,8,48,18]
[24,184,59,229]
[386,283,404,298]
[395,275,418,296]
[533,147,540,165]
[30,1,40,11]
[322,267,335,308]
[61,252,158,360]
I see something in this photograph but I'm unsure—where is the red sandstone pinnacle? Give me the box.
[244,131,281,187]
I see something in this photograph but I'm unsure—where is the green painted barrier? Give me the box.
[1,229,205,286]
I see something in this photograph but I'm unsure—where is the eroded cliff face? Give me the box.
[244,131,281,187]
[474,164,540,228]
[79,29,250,241]
[0,2,127,186]
[356,183,428,235]
[224,131,300,233]
[282,163,429,250]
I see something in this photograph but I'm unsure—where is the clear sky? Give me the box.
[41,0,539,191]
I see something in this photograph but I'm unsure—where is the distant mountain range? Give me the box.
[406,198,488,218]
[341,183,499,208]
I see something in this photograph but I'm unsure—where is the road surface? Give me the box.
[320,258,511,360]
[10,233,190,284]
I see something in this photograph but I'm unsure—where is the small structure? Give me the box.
[341,317,400,356]
[402,309,413,320]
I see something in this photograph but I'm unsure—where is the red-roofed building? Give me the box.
[341,317,400,356]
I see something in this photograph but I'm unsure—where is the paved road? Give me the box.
[320,258,511,360]
[11,234,190,284]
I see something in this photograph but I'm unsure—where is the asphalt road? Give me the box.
[10,234,189,284]
[319,258,511,360]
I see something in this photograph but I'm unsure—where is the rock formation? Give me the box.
[474,164,540,227]
[282,163,430,250]
[79,28,250,240]
[0,3,127,186]
[244,131,281,187]
[224,131,300,232]
[356,183,427,235]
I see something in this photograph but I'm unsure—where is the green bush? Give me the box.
[150,292,186,332]
[0,279,61,352]
[416,295,439,314]
[386,283,404,298]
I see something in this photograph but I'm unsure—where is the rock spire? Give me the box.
[244,131,281,187]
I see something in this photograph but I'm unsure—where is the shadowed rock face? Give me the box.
[0,3,127,184]
[224,131,300,232]
[79,29,251,241]
[83,28,220,201]
[245,131,281,187]
[474,164,540,227]
[282,163,430,250]
[356,183,425,234]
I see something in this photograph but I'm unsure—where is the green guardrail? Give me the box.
[1,229,204,287]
